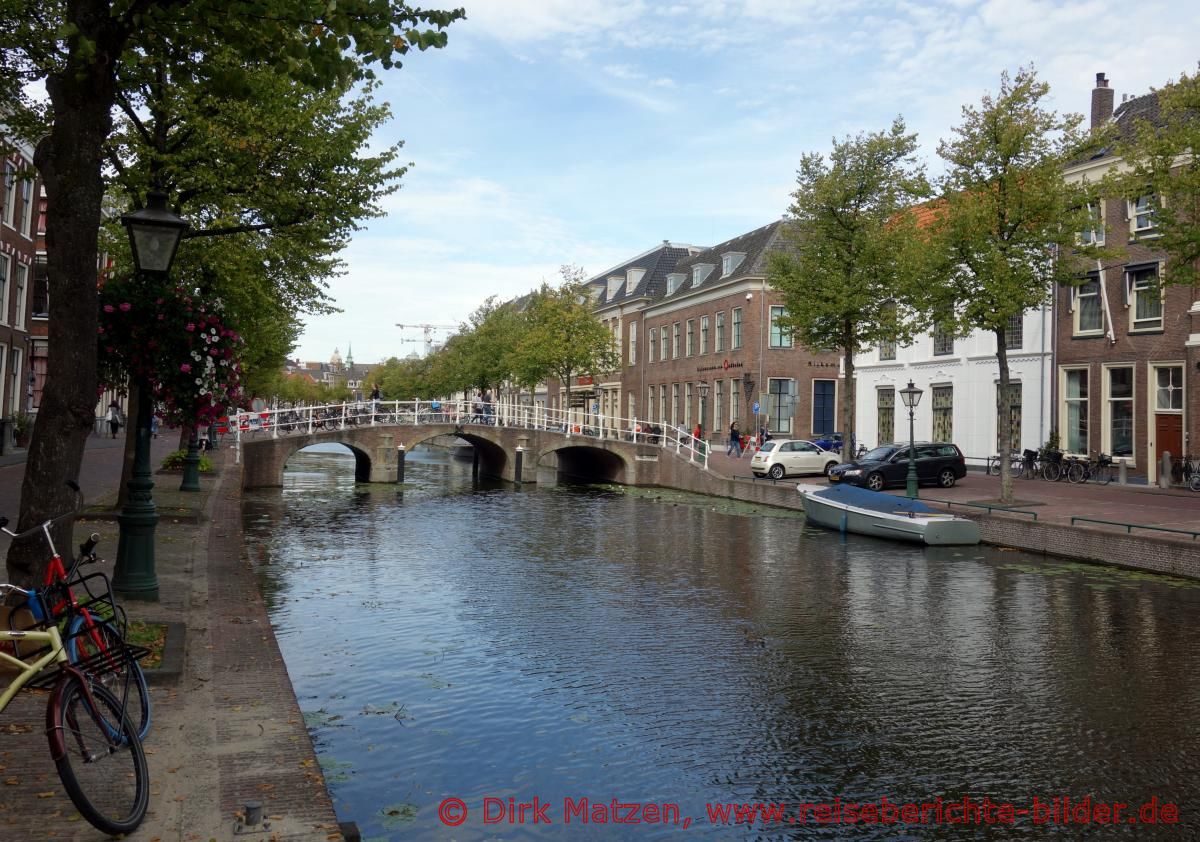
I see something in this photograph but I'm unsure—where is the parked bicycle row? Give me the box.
[988,448,1120,485]
[1,482,151,834]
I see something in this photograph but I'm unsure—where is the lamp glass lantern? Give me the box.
[899,380,923,499]
[121,191,188,275]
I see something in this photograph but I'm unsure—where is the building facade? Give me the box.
[1058,73,1200,484]
[0,136,41,441]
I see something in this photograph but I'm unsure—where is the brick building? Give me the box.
[0,135,41,440]
[593,221,842,443]
[1058,72,1200,484]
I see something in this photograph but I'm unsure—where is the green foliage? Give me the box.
[1117,69,1200,288]
[768,118,932,437]
[10,410,33,437]
[160,449,214,473]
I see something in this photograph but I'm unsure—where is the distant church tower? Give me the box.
[345,344,355,368]
[330,347,343,371]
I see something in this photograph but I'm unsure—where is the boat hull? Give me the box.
[797,484,980,546]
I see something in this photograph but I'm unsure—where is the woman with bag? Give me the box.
[107,399,123,439]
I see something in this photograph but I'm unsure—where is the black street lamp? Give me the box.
[592,384,602,437]
[899,380,924,499]
[697,380,710,442]
[113,191,189,601]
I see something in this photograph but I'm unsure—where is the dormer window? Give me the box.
[691,263,714,288]
[666,273,685,295]
[720,252,745,277]
[625,267,646,295]
[606,276,622,300]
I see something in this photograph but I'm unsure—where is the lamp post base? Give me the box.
[114,505,160,601]
[180,430,202,491]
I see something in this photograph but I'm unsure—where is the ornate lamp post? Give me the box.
[592,384,602,437]
[899,380,924,500]
[114,191,189,601]
[697,381,710,444]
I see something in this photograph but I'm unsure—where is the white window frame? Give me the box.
[1077,201,1105,246]
[700,315,709,355]
[14,263,27,330]
[1128,194,1159,238]
[731,308,743,349]
[1072,277,1104,336]
[648,327,656,363]
[672,323,680,359]
[2,162,16,227]
[659,325,668,362]
[1004,312,1023,350]
[730,378,740,423]
[715,311,725,352]
[685,319,694,357]
[714,380,723,430]
[0,254,9,326]
[685,382,693,428]
[628,321,637,365]
[768,305,792,348]
[1103,364,1135,462]
[1127,265,1163,332]
[1153,363,1183,412]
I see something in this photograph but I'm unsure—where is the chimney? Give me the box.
[1091,72,1114,129]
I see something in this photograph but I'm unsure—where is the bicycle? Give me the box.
[1066,452,1114,485]
[0,583,149,834]
[1039,449,1065,482]
[988,450,1024,477]
[2,487,151,740]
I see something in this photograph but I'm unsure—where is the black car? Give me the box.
[827,442,967,490]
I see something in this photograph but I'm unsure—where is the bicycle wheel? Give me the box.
[987,458,1001,476]
[1041,462,1061,482]
[1096,464,1114,485]
[50,676,149,835]
[67,615,151,741]
[1189,473,1200,492]
[1066,462,1086,483]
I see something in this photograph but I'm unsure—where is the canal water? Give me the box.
[242,446,1200,840]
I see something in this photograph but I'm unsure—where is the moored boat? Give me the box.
[796,483,980,546]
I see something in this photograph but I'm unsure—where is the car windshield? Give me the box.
[860,446,897,462]
[758,441,778,453]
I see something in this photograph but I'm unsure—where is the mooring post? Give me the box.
[514,446,524,485]
[396,444,406,483]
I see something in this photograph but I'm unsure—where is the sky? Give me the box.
[292,0,1200,366]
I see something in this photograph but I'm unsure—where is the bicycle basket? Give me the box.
[1022,448,1038,461]
[1042,449,1063,464]
[1099,452,1112,466]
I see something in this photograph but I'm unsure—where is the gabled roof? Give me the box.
[1085,90,1163,163]
[592,241,700,308]
[657,219,793,301]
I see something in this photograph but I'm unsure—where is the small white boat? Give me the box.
[797,483,980,546]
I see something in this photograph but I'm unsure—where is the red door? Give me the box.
[1156,413,1183,476]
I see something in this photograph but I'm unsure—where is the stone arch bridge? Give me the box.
[238,421,687,489]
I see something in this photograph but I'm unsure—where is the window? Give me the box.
[0,254,8,325]
[685,383,693,427]
[1004,313,1023,350]
[1073,277,1104,334]
[672,323,680,359]
[659,385,666,425]
[647,386,655,422]
[3,162,16,227]
[648,328,656,363]
[1128,266,1162,331]
[1064,368,1088,454]
[667,274,684,295]
[721,253,744,277]
[714,381,723,429]
[715,311,725,352]
[877,387,895,445]
[732,308,743,349]
[660,326,668,362]
[879,337,897,361]
[932,322,954,356]
[1107,366,1133,457]
[1157,366,1183,411]
[1078,202,1105,246]
[671,383,679,426]
[768,378,793,434]
[1130,194,1158,237]
[686,320,695,356]
[32,255,48,317]
[769,305,792,348]
[812,380,835,435]
[6,348,20,416]
[996,382,1021,452]
[21,177,34,237]
[730,378,740,423]
[931,385,953,442]
[692,264,713,287]
[14,264,27,330]
[700,316,709,355]
[628,322,637,365]
[627,391,636,421]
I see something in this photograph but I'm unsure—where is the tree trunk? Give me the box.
[7,12,125,586]
[996,332,1013,504]
[842,321,856,453]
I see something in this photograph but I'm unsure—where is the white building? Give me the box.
[853,305,1054,465]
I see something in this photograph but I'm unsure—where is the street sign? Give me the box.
[592,402,599,413]
[752,401,760,414]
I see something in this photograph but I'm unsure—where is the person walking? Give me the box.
[726,420,742,457]
[107,399,123,439]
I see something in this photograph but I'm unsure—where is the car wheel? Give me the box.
[753,472,765,478]
[866,472,885,491]
[824,461,838,478]
[768,464,785,480]
[937,468,957,488]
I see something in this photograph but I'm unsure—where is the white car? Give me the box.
[750,439,840,480]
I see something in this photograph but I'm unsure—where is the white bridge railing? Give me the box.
[231,400,712,469]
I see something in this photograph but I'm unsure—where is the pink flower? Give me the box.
[180,363,192,373]
[185,323,195,332]
[119,303,132,312]
[103,304,114,313]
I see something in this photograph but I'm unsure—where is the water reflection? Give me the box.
[244,446,1200,840]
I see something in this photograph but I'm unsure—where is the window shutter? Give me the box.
[1122,270,1130,307]
[1068,284,1076,313]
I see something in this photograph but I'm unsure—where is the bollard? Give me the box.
[396,444,406,484]
[1160,451,1172,489]
[514,446,524,485]
[1119,460,1128,485]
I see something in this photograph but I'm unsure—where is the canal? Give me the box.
[242,446,1200,840]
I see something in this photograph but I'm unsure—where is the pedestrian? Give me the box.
[150,412,159,439]
[726,420,741,457]
[107,399,122,439]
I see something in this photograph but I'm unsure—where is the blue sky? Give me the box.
[294,0,1200,366]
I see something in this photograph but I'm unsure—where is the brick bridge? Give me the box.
[238,422,686,488]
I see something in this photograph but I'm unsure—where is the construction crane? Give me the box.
[395,322,458,356]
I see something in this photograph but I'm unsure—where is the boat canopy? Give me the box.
[813,484,936,515]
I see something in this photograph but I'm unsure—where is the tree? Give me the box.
[0,0,463,585]
[1118,69,1200,288]
[929,67,1102,503]
[768,118,932,448]
[514,266,619,421]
